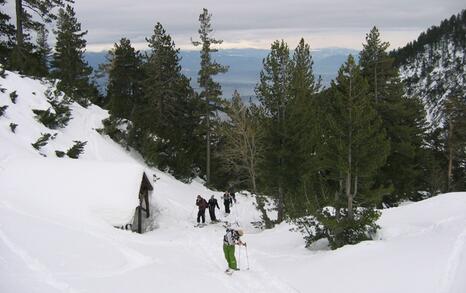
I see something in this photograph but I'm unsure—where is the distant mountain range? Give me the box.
[85,47,359,99]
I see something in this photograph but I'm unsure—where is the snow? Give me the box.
[398,38,465,126]
[0,158,145,226]
[1,70,466,293]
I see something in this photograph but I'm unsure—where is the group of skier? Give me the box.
[194,191,246,274]
[195,191,236,225]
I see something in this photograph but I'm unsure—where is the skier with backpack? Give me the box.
[223,228,246,274]
[195,195,208,226]
[208,195,220,222]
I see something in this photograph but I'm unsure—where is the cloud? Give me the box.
[73,0,464,51]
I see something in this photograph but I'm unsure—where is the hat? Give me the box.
[237,229,244,236]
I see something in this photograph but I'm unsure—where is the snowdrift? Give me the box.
[0,158,146,226]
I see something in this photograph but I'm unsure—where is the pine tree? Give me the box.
[132,22,202,180]
[286,38,320,194]
[192,8,228,186]
[0,0,15,65]
[12,0,72,73]
[51,5,94,106]
[321,55,389,219]
[66,140,87,159]
[444,93,466,191]
[359,27,392,103]
[106,38,143,120]
[143,23,183,129]
[35,26,51,77]
[255,40,292,222]
[360,27,427,205]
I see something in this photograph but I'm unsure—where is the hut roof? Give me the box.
[0,158,151,226]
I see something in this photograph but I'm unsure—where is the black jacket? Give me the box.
[208,198,220,209]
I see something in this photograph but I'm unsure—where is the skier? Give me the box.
[223,192,232,214]
[195,195,208,225]
[208,195,220,222]
[223,228,246,274]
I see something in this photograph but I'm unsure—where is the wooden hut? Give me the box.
[134,172,153,233]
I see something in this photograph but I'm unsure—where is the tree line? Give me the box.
[0,2,464,248]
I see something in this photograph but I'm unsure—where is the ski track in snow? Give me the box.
[438,222,466,293]
[0,202,155,279]
[194,227,299,293]
[0,225,80,293]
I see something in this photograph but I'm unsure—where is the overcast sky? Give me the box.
[71,0,464,51]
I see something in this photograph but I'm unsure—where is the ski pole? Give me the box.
[238,245,241,269]
[245,244,250,270]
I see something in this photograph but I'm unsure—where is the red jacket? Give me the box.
[196,198,208,210]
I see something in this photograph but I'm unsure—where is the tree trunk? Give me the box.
[347,70,354,220]
[15,0,24,47]
[374,62,378,103]
[447,120,454,191]
[277,184,284,222]
[335,176,343,219]
[206,97,211,186]
[251,170,257,195]
[346,171,353,220]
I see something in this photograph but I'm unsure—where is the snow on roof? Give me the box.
[0,158,147,226]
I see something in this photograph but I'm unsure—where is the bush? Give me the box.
[99,117,130,145]
[33,108,57,127]
[9,91,18,104]
[0,105,8,116]
[32,133,52,150]
[32,102,71,129]
[55,150,66,158]
[66,140,87,159]
[9,123,17,133]
[32,88,72,129]
[295,207,381,250]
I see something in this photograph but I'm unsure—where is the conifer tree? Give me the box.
[51,5,94,106]
[0,0,15,65]
[106,38,143,120]
[143,23,183,129]
[321,55,389,219]
[359,27,392,103]
[12,0,72,73]
[192,8,228,186]
[360,27,427,204]
[444,93,466,191]
[287,38,320,193]
[35,26,51,77]
[255,40,292,222]
[133,22,202,180]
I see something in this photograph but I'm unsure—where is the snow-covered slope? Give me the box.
[394,11,466,125]
[1,70,465,293]
[399,40,465,124]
